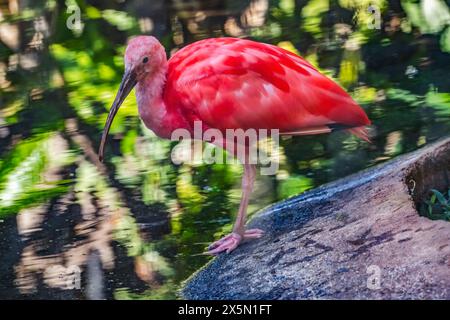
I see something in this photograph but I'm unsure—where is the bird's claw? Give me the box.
[206,229,264,255]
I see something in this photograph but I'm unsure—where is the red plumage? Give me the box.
[164,37,370,137]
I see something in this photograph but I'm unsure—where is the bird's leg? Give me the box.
[233,163,256,235]
[207,163,264,255]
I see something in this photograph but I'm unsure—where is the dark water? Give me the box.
[0,0,449,299]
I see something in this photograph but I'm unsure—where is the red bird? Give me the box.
[99,36,370,254]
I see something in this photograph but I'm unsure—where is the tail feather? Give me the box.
[280,124,371,143]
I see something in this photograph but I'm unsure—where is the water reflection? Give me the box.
[0,0,449,299]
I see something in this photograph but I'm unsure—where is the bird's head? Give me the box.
[99,36,165,161]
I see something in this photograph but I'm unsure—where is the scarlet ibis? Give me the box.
[99,36,370,254]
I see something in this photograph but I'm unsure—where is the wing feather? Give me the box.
[164,38,370,133]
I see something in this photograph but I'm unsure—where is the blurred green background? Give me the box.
[0,0,449,299]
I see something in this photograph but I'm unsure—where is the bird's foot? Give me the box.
[206,229,264,255]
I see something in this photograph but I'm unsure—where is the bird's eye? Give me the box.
[142,57,149,64]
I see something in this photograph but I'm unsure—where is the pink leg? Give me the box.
[207,163,264,255]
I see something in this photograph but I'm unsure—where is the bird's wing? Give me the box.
[164,38,370,134]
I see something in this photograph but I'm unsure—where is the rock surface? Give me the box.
[181,138,450,299]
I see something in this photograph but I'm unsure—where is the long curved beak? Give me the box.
[98,68,137,162]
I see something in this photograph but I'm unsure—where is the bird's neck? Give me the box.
[135,59,172,138]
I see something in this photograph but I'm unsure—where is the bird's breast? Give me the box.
[136,87,192,140]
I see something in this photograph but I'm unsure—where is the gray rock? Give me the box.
[181,137,450,299]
